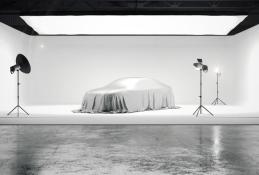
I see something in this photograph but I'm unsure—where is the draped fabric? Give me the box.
[75,77,175,113]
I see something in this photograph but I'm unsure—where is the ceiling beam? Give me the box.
[228,15,259,35]
[0,15,38,35]
[0,0,258,16]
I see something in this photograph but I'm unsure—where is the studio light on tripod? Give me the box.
[193,58,214,117]
[7,54,31,116]
[211,67,226,105]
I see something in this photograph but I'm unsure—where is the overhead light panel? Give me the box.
[21,15,247,35]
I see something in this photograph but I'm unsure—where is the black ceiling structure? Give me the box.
[0,0,259,36]
[228,15,259,35]
[0,15,38,35]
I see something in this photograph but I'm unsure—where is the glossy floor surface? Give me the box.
[0,125,259,175]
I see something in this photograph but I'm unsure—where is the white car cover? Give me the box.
[76,77,175,113]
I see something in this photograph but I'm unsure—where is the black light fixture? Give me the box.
[211,68,226,105]
[193,58,214,117]
[7,54,31,116]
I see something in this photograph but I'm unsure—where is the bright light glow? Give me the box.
[215,67,220,73]
[21,15,247,35]
[215,67,222,75]
[213,126,222,159]
[40,44,44,48]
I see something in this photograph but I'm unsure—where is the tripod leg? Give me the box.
[218,98,226,105]
[19,106,29,115]
[193,109,199,116]
[7,106,18,115]
[193,106,200,115]
[201,105,214,116]
[196,108,201,117]
[211,99,217,105]
[193,106,202,117]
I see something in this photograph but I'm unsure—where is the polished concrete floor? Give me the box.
[0,125,259,175]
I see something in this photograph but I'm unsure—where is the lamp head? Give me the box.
[10,54,31,74]
[193,62,202,70]
[193,59,203,70]
[193,58,208,73]
[10,65,20,74]
[202,65,208,73]
[197,58,203,63]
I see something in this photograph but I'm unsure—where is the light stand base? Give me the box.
[7,70,29,117]
[7,105,29,116]
[211,98,226,105]
[193,105,214,117]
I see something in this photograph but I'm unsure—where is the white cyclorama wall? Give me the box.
[24,35,242,105]
[231,25,259,108]
[0,23,30,111]
[2,23,259,108]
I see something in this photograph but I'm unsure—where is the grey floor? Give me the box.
[0,125,259,175]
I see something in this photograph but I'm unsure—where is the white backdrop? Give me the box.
[0,23,30,111]
[2,23,258,108]
[23,35,241,105]
[231,25,259,108]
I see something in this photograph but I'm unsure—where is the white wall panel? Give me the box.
[0,23,30,111]
[24,36,239,105]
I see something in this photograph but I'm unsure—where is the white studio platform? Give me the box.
[0,105,259,124]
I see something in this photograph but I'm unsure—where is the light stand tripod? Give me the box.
[211,72,226,105]
[193,69,214,117]
[7,70,29,116]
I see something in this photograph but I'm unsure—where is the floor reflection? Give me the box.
[212,126,221,159]
[0,125,259,175]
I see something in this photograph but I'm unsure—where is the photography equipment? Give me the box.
[211,68,226,105]
[7,54,31,116]
[193,59,214,117]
